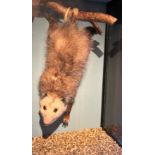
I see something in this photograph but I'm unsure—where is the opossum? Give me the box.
[39,19,97,126]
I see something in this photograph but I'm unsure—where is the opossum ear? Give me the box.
[41,92,48,98]
[61,98,67,104]
[85,26,98,37]
[61,97,74,105]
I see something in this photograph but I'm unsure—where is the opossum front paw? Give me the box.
[62,121,68,127]
[62,114,70,127]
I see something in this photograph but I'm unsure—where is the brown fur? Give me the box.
[39,21,92,104]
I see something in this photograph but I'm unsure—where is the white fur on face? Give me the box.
[39,94,67,125]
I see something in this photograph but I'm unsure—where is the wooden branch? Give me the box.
[47,2,117,25]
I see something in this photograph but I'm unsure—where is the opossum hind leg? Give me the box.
[62,103,73,127]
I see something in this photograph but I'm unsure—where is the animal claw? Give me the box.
[62,121,68,127]
[62,114,70,127]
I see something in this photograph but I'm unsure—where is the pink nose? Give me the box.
[43,118,57,126]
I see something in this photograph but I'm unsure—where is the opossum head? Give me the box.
[39,93,67,125]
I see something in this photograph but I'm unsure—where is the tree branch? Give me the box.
[47,2,117,25]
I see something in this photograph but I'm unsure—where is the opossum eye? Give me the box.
[53,108,58,113]
[43,105,47,110]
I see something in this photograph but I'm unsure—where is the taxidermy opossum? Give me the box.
[39,19,97,126]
